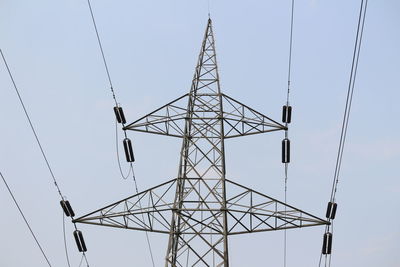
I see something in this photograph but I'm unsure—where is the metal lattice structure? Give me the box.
[74,18,328,267]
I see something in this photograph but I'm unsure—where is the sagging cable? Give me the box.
[319,1,368,266]
[1,172,52,267]
[1,49,90,266]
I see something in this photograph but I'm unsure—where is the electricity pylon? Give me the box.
[74,18,328,266]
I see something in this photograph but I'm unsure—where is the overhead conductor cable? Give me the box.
[319,0,368,266]
[281,1,295,267]
[0,171,52,267]
[85,1,155,266]
[1,49,90,267]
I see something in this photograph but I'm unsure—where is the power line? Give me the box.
[319,0,368,266]
[78,254,85,267]
[286,0,295,105]
[63,212,72,267]
[131,170,156,267]
[86,0,118,106]
[76,251,89,267]
[0,49,64,200]
[330,0,368,204]
[283,1,295,266]
[115,120,156,266]
[116,120,156,266]
[85,1,156,265]
[1,48,90,267]
[0,172,52,267]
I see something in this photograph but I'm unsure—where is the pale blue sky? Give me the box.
[0,0,399,266]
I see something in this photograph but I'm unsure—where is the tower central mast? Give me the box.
[165,18,229,266]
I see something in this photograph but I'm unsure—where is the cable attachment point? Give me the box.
[282,105,292,124]
[123,138,135,162]
[73,230,87,252]
[60,200,75,217]
[113,105,126,124]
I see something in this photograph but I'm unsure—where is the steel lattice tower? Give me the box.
[74,18,328,266]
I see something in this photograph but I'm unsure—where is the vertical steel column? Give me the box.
[165,18,229,267]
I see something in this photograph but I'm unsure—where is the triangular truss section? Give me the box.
[73,178,328,235]
[222,94,286,139]
[225,180,327,235]
[123,94,286,139]
[192,17,220,96]
[124,94,189,138]
[73,179,177,234]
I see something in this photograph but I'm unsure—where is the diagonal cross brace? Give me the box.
[123,93,286,139]
[73,178,329,235]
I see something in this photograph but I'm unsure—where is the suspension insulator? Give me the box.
[123,138,135,162]
[282,105,292,123]
[326,202,338,220]
[282,138,290,163]
[73,230,87,252]
[113,106,126,124]
[60,200,75,217]
[322,232,333,255]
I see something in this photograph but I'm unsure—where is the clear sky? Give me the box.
[0,0,399,266]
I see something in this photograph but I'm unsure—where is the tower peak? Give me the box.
[189,16,220,96]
